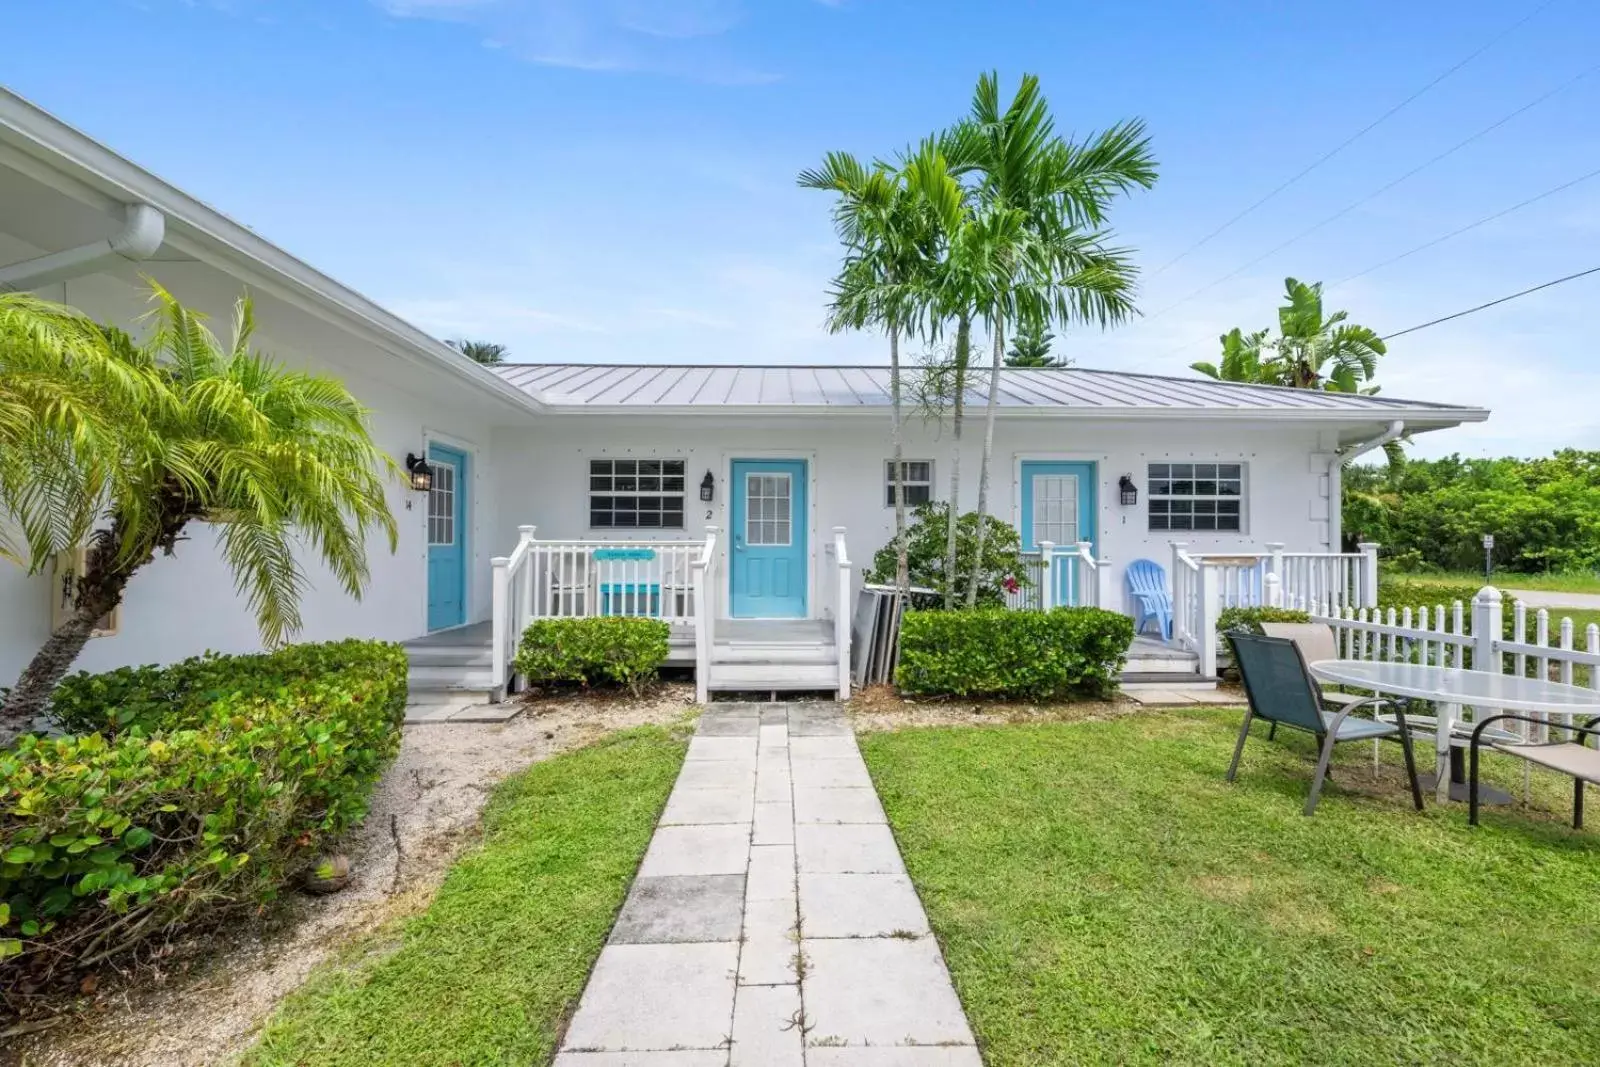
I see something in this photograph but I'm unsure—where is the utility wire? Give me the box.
[1145,60,1597,320]
[1379,264,1600,340]
[1148,0,1560,277]
[1330,163,1600,287]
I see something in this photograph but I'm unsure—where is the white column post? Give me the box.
[490,556,510,703]
[833,526,851,700]
[517,525,537,629]
[1093,551,1112,611]
[1075,541,1095,608]
[1197,562,1219,679]
[1038,540,1056,610]
[1169,542,1188,642]
[1264,572,1282,608]
[1358,542,1381,609]
[1264,541,1285,606]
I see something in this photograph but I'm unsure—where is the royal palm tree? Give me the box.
[448,339,508,365]
[0,285,398,732]
[800,154,937,594]
[1192,278,1386,393]
[938,72,1157,604]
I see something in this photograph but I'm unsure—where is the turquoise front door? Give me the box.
[1020,461,1097,607]
[426,443,468,631]
[729,459,808,618]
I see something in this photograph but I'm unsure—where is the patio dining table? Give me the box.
[1308,660,1600,804]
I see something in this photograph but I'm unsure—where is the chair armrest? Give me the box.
[1323,697,1395,739]
[1470,713,1600,751]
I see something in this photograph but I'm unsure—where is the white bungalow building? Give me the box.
[0,89,1489,703]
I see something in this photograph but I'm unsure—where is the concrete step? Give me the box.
[407,664,501,691]
[706,661,841,692]
[712,642,836,665]
[405,646,494,668]
[1120,673,1220,693]
[1124,655,1200,675]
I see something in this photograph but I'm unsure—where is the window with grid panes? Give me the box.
[589,458,686,529]
[884,460,933,506]
[1147,462,1244,532]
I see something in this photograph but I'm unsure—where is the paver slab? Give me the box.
[744,843,796,900]
[738,896,801,986]
[660,787,755,826]
[759,722,789,748]
[793,786,885,825]
[554,1052,731,1067]
[759,705,789,725]
[686,736,759,761]
[807,1048,984,1066]
[697,715,762,737]
[755,768,794,802]
[789,736,858,760]
[675,760,758,792]
[795,824,905,875]
[752,801,795,845]
[786,707,853,736]
[638,825,751,877]
[563,941,739,1052]
[790,758,874,790]
[802,937,975,1048]
[799,872,929,939]
[612,875,746,944]
[730,982,804,1066]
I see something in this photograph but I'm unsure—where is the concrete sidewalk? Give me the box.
[556,702,980,1067]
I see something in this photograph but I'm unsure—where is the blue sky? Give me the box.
[8,0,1600,457]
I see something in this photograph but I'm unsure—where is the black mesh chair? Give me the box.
[1226,631,1425,816]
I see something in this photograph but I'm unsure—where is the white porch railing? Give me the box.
[1170,541,1382,677]
[833,527,852,700]
[691,527,719,704]
[1003,540,1111,611]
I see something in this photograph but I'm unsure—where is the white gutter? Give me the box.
[0,202,163,291]
[1327,419,1404,549]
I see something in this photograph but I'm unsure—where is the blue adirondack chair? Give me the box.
[1126,558,1173,641]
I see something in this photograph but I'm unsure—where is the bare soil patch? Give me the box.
[7,684,696,1067]
[847,683,1148,733]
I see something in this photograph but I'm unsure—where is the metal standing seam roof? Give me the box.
[491,363,1489,421]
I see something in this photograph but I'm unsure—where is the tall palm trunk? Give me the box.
[943,314,971,608]
[967,312,1004,607]
[890,323,909,593]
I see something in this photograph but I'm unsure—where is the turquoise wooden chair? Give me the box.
[1125,558,1173,640]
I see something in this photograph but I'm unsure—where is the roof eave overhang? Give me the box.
[534,403,1491,426]
[0,90,547,420]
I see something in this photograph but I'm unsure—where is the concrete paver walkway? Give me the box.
[556,702,980,1067]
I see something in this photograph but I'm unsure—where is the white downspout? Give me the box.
[1328,419,1404,550]
[0,202,165,292]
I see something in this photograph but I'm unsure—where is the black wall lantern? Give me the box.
[1118,474,1138,507]
[405,453,434,493]
[699,470,716,503]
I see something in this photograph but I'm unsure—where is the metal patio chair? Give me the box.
[1226,631,1425,816]
[1126,558,1173,641]
[1470,714,1600,829]
[1258,621,1370,739]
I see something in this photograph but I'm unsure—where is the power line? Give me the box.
[1330,163,1600,287]
[1148,0,1560,277]
[1145,60,1597,321]
[1379,264,1600,340]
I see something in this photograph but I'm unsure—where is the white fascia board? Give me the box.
[535,403,1491,427]
[0,90,546,420]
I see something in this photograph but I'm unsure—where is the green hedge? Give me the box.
[896,607,1134,700]
[1,641,406,978]
[1216,606,1310,637]
[515,617,670,696]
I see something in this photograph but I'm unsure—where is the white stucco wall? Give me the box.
[0,259,513,685]
[489,413,1342,625]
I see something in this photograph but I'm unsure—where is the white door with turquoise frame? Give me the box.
[1019,460,1097,606]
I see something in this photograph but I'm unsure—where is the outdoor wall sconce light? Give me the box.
[405,453,434,493]
[700,470,716,503]
[1119,474,1138,507]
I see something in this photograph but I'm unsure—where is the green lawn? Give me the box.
[860,710,1600,1066]
[1391,569,1600,597]
[245,725,688,1067]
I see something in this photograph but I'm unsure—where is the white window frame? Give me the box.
[1147,461,1246,534]
[885,459,935,508]
[588,457,688,531]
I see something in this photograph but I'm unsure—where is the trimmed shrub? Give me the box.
[864,503,1030,607]
[516,616,671,696]
[896,607,1134,700]
[1377,578,1498,616]
[1216,606,1310,637]
[1,641,406,981]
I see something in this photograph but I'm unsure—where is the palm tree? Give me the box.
[1191,278,1386,393]
[799,155,936,594]
[1005,320,1066,367]
[448,339,508,365]
[0,285,398,733]
[939,72,1157,604]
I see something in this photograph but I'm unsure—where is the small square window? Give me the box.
[886,460,934,507]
